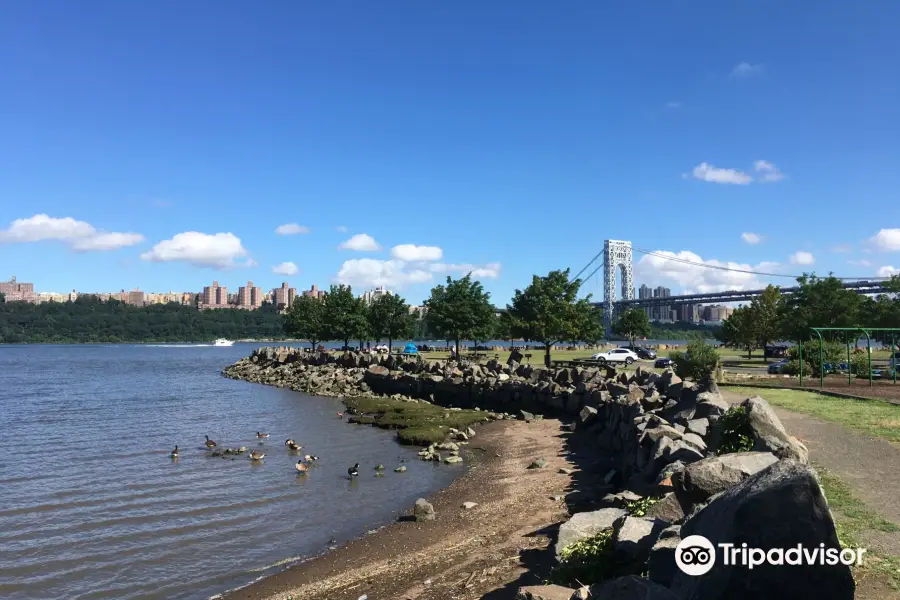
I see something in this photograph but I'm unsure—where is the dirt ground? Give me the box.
[222,419,577,600]
[736,378,900,404]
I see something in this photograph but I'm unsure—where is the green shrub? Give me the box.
[788,342,845,377]
[782,359,814,376]
[850,353,871,376]
[671,338,719,382]
[552,529,645,586]
[625,496,662,517]
[716,406,755,455]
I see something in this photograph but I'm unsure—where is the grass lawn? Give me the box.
[727,386,900,445]
[342,396,490,445]
[817,467,900,590]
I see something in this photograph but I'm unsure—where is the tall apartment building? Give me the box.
[123,289,146,306]
[274,282,298,310]
[638,284,652,319]
[238,281,263,309]
[652,286,671,321]
[702,304,733,322]
[679,303,699,323]
[301,284,326,300]
[361,286,391,305]
[0,276,37,303]
[201,281,229,309]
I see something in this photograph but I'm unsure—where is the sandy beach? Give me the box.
[221,418,578,600]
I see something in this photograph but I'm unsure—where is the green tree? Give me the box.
[778,274,863,341]
[283,295,326,350]
[612,308,651,347]
[368,293,414,352]
[671,337,719,383]
[424,274,495,357]
[322,284,368,349]
[751,285,782,361]
[721,306,757,359]
[505,269,602,367]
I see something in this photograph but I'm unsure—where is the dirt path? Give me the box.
[223,418,576,600]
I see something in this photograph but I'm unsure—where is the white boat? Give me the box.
[214,338,234,347]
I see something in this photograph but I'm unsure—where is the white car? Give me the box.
[591,348,639,365]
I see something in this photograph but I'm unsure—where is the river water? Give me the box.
[0,344,462,600]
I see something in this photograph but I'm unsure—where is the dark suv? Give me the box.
[628,346,657,360]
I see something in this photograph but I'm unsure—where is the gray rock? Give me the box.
[569,586,591,600]
[413,498,435,521]
[612,515,664,560]
[681,432,707,452]
[600,490,642,508]
[515,585,576,600]
[695,391,730,420]
[671,460,854,600]
[444,455,463,464]
[559,467,575,475]
[645,492,687,523]
[742,396,809,462]
[579,405,598,425]
[685,417,709,437]
[461,501,478,509]
[673,451,779,503]
[466,426,476,437]
[395,465,407,472]
[528,458,547,469]
[641,424,683,444]
[647,526,682,587]
[655,460,686,485]
[519,409,536,422]
[555,508,626,559]
[587,575,680,599]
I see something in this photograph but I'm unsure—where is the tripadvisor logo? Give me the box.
[675,535,865,576]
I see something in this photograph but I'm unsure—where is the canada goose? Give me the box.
[249,450,265,461]
[170,445,179,458]
[303,454,319,462]
[256,432,269,439]
[205,436,217,449]
[296,460,308,473]
[285,439,302,451]
[348,463,359,477]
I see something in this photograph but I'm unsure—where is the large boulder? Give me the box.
[413,498,435,522]
[579,405,598,426]
[611,515,665,560]
[647,525,682,587]
[586,576,680,599]
[645,492,688,524]
[555,508,626,559]
[670,460,854,600]
[742,396,809,462]
[695,392,730,420]
[673,452,779,503]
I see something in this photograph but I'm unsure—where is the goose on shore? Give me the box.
[205,436,217,449]
[249,450,265,461]
[256,432,269,439]
[170,445,179,458]
[285,439,302,451]
[296,460,309,473]
[348,463,359,477]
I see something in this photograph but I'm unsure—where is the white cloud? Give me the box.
[0,214,144,251]
[753,160,785,182]
[741,232,763,245]
[730,62,764,78]
[391,244,443,261]
[275,223,310,235]
[848,259,872,267]
[336,259,432,289]
[428,262,502,279]
[635,249,778,294]
[877,266,900,277]
[272,261,299,276]
[338,233,381,252]
[140,231,252,268]
[336,225,349,233]
[690,162,752,185]
[868,229,900,252]
[831,244,852,253]
[789,251,815,265]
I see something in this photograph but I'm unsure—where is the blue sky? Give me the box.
[1,1,898,305]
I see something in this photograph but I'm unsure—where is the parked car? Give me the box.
[654,357,675,369]
[592,348,639,365]
[631,347,657,360]
[768,360,788,374]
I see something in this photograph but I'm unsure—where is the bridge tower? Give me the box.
[603,240,634,331]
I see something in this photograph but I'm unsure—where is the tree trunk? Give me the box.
[544,343,552,368]
[310,339,316,352]
[455,338,460,358]
[344,337,350,351]
[388,337,393,353]
[748,347,752,360]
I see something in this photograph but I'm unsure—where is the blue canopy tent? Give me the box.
[402,343,418,354]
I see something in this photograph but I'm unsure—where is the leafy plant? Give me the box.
[424,274,496,358]
[670,337,719,382]
[850,352,871,377]
[716,406,755,455]
[552,529,645,586]
[624,496,661,517]
[613,308,652,348]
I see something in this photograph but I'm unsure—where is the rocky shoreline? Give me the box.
[224,347,855,600]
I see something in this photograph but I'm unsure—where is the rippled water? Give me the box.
[0,344,462,600]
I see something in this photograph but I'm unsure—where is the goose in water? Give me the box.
[336,412,344,418]
[348,463,359,477]
[170,445,179,458]
[256,432,269,439]
[296,460,309,473]
[285,439,302,451]
[303,454,319,462]
[249,450,265,461]
[205,435,217,449]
